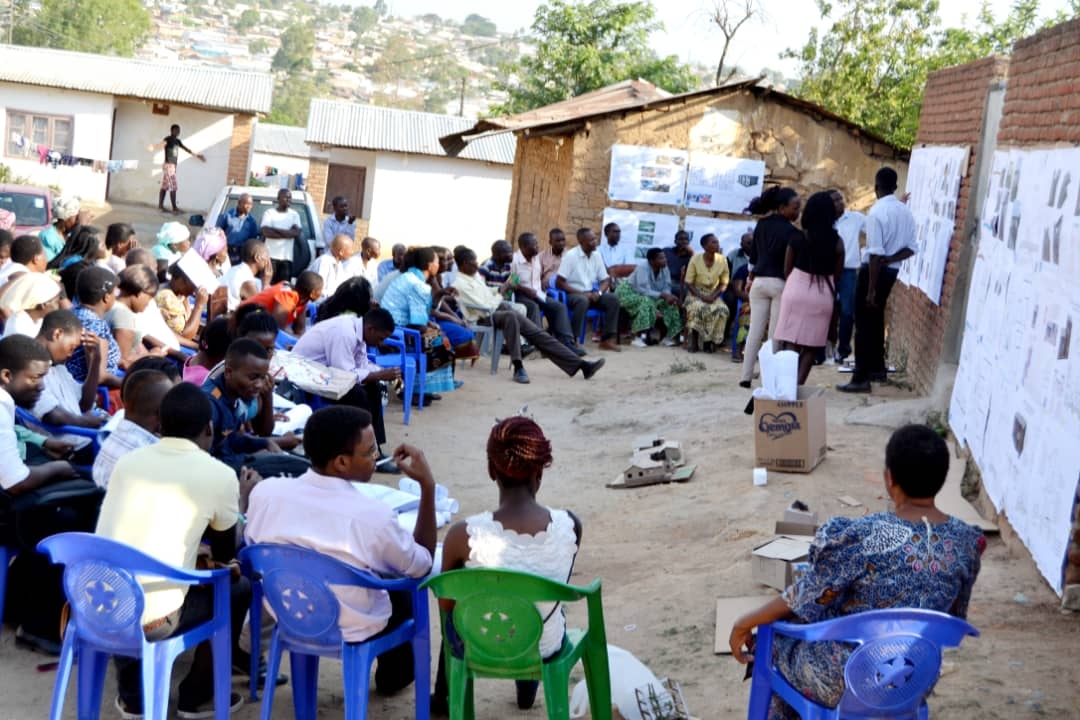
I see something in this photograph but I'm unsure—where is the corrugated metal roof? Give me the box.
[0,44,273,115]
[252,123,310,158]
[305,99,516,165]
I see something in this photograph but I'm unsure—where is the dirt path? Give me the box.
[1,344,1076,718]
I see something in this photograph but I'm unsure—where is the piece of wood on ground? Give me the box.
[714,595,778,654]
[837,495,863,507]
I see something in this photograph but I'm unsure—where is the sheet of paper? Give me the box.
[176,249,220,293]
[685,153,765,213]
[607,144,689,206]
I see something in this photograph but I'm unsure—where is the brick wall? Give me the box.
[885,57,1010,394]
[505,134,574,245]
[306,156,329,212]
[998,17,1080,146]
[226,114,255,185]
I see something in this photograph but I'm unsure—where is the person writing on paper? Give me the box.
[728,425,984,719]
[432,417,582,714]
[244,405,437,696]
[293,307,403,474]
[156,263,208,349]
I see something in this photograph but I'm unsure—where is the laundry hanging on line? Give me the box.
[8,131,139,173]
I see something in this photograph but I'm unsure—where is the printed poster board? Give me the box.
[682,215,756,257]
[685,153,766,214]
[607,144,689,206]
[600,207,682,260]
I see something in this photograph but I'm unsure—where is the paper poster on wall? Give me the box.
[898,145,969,304]
[607,144,689,206]
[601,207,681,260]
[685,154,765,213]
[949,146,1080,594]
[682,215,756,257]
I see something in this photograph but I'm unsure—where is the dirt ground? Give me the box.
[1,200,1077,717]
[1,341,1077,719]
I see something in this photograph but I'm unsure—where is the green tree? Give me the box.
[492,0,698,116]
[249,38,269,55]
[462,13,497,37]
[12,0,151,56]
[272,23,315,73]
[234,8,260,33]
[350,6,379,35]
[267,75,315,126]
[370,34,414,85]
[374,0,388,17]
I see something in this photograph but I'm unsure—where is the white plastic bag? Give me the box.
[754,342,798,401]
[569,644,670,720]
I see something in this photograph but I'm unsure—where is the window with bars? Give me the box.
[5,110,74,158]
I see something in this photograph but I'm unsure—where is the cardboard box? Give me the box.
[751,535,812,590]
[783,500,819,527]
[753,386,827,473]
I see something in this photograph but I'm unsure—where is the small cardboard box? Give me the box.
[753,386,827,473]
[751,535,812,590]
[783,501,819,527]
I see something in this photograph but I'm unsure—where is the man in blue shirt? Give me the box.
[216,193,261,265]
[202,338,309,477]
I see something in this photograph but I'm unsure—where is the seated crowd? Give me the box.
[0,192,982,719]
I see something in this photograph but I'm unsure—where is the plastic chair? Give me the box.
[462,304,504,375]
[275,328,298,350]
[747,608,980,720]
[421,568,612,720]
[547,277,603,344]
[369,327,418,424]
[15,407,103,455]
[398,327,428,409]
[0,544,16,637]
[37,532,233,720]
[238,543,430,720]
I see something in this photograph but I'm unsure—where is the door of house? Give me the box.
[324,164,366,218]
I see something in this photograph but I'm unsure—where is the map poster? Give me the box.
[607,144,690,206]
[682,215,756,257]
[685,154,766,213]
[601,207,682,260]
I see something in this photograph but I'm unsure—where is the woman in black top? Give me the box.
[773,191,844,384]
[740,187,802,387]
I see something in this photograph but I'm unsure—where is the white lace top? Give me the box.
[465,508,578,657]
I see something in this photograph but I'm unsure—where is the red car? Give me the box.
[0,183,53,235]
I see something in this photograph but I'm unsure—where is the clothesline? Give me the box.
[7,131,139,173]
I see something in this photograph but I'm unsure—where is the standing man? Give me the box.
[511,232,580,355]
[216,193,260,265]
[150,124,206,215]
[556,228,622,352]
[355,236,381,286]
[261,188,303,283]
[322,196,356,252]
[599,222,638,279]
[539,228,567,288]
[831,190,866,365]
[838,168,916,393]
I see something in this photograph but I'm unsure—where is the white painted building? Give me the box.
[0,44,272,212]
[305,99,516,256]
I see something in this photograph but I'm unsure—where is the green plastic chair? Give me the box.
[421,568,612,720]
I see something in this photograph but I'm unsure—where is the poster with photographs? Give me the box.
[897,145,969,304]
[607,144,689,206]
[600,207,682,260]
[684,153,766,213]
[949,146,1080,594]
[682,215,756,257]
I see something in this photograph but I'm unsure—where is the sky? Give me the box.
[348,0,1075,77]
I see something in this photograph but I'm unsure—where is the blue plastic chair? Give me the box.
[15,407,104,455]
[276,328,298,350]
[547,277,603,344]
[0,544,16,636]
[747,608,979,720]
[369,327,419,424]
[37,532,233,720]
[385,327,427,411]
[238,544,431,720]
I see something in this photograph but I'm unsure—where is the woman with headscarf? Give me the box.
[39,195,81,262]
[192,226,229,277]
[0,272,63,338]
[152,221,192,280]
[773,191,845,384]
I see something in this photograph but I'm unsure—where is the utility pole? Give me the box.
[458,77,465,117]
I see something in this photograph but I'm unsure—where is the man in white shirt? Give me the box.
[92,368,175,488]
[310,233,356,298]
[511,232,579,354]
[245,406,436,696]
[97,382,253,717]
[0,234,47,290]
[832,191,867,364]
[220,238,272,312]
[354,236,381,286]
[599,222,639,278]
[321,196,356,249]
[454,247,604,383]
[839,168,916,393]
[556,228,622,351]
[261,188,302,281]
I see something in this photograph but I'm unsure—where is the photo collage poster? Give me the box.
[898,145,969,304]
[685,153,766,214]
[682,215,756,257]
[949,147,1080,593]
[607,144,690,206]
[600,207,682,260]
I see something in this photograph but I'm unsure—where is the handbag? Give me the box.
[419,325,454,370]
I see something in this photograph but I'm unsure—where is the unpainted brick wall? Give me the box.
[505,134,575,244]
[306,157,330,212]
[227,114,255,185]
[885,57,1009,394]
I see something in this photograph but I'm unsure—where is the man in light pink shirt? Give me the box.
[511,232,579,355]
[244,405,437,696]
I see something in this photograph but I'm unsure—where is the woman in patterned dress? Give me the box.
[729,425,985,719]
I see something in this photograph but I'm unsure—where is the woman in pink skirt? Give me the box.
[774,191,844,384]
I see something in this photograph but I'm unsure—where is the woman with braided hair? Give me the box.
[432,417,582,714]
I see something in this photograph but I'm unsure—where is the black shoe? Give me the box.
[581,358,605,380]
[177,692,243,718]
[430,693,450,717]
[868,371,889,382]
[513,367,531,384]
[837,381,872,393]
[738,380,752,389]
[15,626,61,656]
[516,680,540,710]
[564,340,586,356]
[521,343,536,357]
